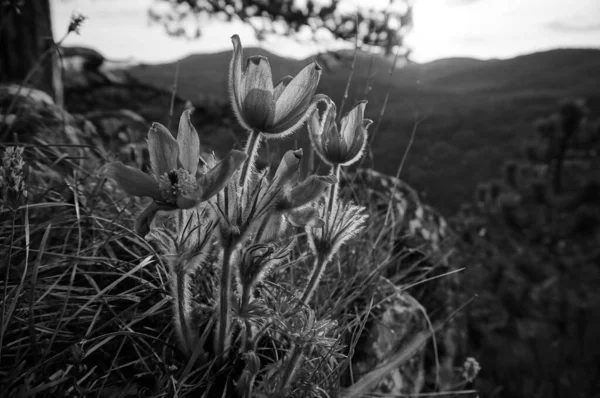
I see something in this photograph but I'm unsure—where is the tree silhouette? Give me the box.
[148,0,414,57]
[0,0,62,103]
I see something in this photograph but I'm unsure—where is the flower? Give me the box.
[255,149,335,228]
[229,34,326,138]
[308,97,372,166]
[100,109,247,234]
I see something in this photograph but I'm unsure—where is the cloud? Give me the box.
[546,20,600,32]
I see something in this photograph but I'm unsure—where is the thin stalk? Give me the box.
[174,267,192,354]
[325,164,341,231]
[216,244,235,358]
[277,345,305,396]
[167,60,180,131]
[241,283,252,315]
[357,43,402,172]
[371,116,421,255]
[301,164,340,305]
[337,13,360,124]
[0,208,18,365]
[239,129,262,192]
[240,276,256,352]
[300,252,330,305]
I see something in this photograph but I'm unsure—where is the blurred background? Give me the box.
[2,0,600,397]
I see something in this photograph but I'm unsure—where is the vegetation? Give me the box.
[0,27,472,396]
[148,0,413,56]
[454,100,600,397]
[2,1,600,397]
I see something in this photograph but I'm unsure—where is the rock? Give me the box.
[0,84,152,200]
[1,84,54,105]
[0,84,98,147]
[349,289,427,395]
[60,46,132,90]
[340,168,466,394]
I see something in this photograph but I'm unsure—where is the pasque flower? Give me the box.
[299,98,371,304]
[100,109,247,234]
[308,97,372,166]
[250,149,335,230]
[229,34,325,138]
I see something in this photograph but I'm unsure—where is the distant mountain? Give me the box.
[424,49,600,93]
[126,48,600,215]
[130,47,310,103]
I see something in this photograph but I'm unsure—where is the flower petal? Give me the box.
[148,123,179,177]
[324,123,346,164]
[177,109,201,175]
[340,101,367,149]
[229,34,252,131]
[268,93,329,139]
[342,118,371,166]
[273,75,293,101]
[272,62,322,126]
[272,149,302,188]
[99,162,161,200]
[286,175,336,209]
[308,97,337,165]
[176,195,199,209]
[135,201,159,236]
[184,150,247,202]
[242,56,275,130]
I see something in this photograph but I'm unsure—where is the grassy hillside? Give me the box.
[127,48,600,215]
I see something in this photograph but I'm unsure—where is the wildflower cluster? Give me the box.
[100,34,371,395]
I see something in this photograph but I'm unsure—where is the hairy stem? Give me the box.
[300,253,330,305]
[239,281,254,352]
[301,165,340,305]
[174,267,193,354]
[325,164,341,231]
[239,129,262,194]
[216,244,235,358]
[277,345,304,396]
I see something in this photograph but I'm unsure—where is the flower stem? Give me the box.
[300,252,331,305]
[277,345,304,396]
[239,129,262,193]
[216,243,235,358]
[174,267,192,354]
[325,164,341,231]
[301,165,340,305]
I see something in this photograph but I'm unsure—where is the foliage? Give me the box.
[148,0,413,56]
[454,99,600,398]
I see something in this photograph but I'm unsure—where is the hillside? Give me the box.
[126,48,600,215]
[425,48,600,93]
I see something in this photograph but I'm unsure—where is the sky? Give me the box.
[51,0,600,64]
